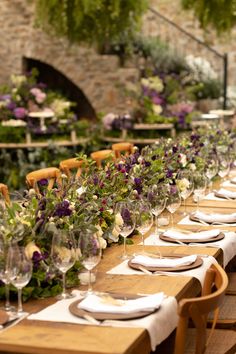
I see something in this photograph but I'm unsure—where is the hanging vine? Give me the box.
[181,0,236,34]
[34,0,148,52]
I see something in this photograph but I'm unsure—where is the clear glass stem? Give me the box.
[141,233,145,252]
[155,215,158,235]
[17,288,23,313]
[184,198,187,215]
[88,270,92,294]
[170,213,174,228]
[62,272,66,297]
[197,196,200,212]
[123,237,127,258]
[5,283,11,311]
[209,180,213,192]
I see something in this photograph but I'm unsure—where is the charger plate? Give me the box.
[69,293,159,320]
[190,213,236,225]
[128,254,203,272]
[159,232,225,244]
[214,191,236,200]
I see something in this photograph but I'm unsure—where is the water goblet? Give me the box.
[193,173,207,211]
[217,153,230,184]
[51,230,76,300]
[78,230,101,295]
[176,170,194,215]
[205,157,218,191]
[114,201,135,260]
[8,245,32,314]
[166,186,181,228]
[147,184,167,235]
[135,201,153,252]
[0,240,15,313]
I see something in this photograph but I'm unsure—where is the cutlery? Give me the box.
[138,266,153,275]
[82,314,101,325]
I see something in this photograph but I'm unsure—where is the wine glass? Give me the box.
[51,230,76,300]
[147,184,167,235]
[78,230,101,295]
[176,170,194,215]
[193,172,207,211]
[217,153,230,184]
[205,156,218,192]
[114,201,135,260]
[8,245,32,314]
[135,201,153,252]
[0,239,15,313]
[166,186,181,228]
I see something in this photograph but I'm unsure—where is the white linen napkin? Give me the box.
[78,292,164,314]
[130,254,197,267]
[192,211,236,224]
[28,290,178,351]
[214,188,236,199]
[163,229,220,240]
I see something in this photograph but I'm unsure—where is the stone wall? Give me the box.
[146,0,236,86]
[1,0,236,117]
[0,0,138,115]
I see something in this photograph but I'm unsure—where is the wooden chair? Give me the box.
[111,142,134,159]
[0,183,10,206]
[174,263,236,354]
[26,167,62,196]
[90,149,114,168]
[59,158,84,179]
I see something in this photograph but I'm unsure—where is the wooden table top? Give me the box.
[0,178,234,354]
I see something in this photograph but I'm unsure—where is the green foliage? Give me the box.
[34,0,148,52]
[182,0,236,33]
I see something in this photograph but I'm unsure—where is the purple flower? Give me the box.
[13,107,27,119]
[134,177,142,186]
[53,200,72,217]
[6,101,16,110]
[0,94,11,101]
[166,169,173,178]
[121,208,131,223]
[38,179,48,187]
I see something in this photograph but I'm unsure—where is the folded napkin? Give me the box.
[130,254,197,268]
[192,211,236,224]
[214,188,236,199]
[78,292,164,314]
[163,229,220,240]
[230,177,236,184]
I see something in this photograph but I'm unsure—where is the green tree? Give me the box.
[34,0,148,52]
[181,0,236,34]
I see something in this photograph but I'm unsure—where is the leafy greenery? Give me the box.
[181,0,236,34]
[34,0,148,52]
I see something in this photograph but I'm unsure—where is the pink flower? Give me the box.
[14,107,27,119]
[30,88,46,104]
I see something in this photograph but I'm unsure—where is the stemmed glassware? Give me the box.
[166,186,181,228]
[176,170,194,215]
[205,156,218,192]
[114,201,135,260]
[147,184,167,235]
[0,239,15,313]
[135,201,153,252]
[193,172,207,211]
[217,152,230,184]
[8,245,32,314]
[51,230,76,300]
[78,230,101,295]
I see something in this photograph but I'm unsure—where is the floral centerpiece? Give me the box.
[0,69,77,142]
[0,127,235,301]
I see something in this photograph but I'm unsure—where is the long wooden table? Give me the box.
[0,183,235,354]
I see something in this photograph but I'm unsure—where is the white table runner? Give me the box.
[28,290,178,351]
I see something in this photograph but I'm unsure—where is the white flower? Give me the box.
[153,104,162,115]
[189,163,197,171]
[179,153,187,167]
[177,178,190,192]
[10,74,27,87]
[115,212,124,227]
[93,195,98,200]
[76,186,87,196]
[98,236,107,249]
[141,76,164,93]
[25,241,41,260]
[95,224,103,238]
[102,113,117,130]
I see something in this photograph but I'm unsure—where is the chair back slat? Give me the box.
[90,149,114,168]
[59,158,84,178]
[0,183,10,205]
[26,167,62,196]
[112,142,134,159]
